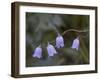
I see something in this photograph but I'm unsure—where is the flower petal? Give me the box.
[71,37,79,50]
[56,34,64,48]
[32,46,42,58]
[47,43,57,57]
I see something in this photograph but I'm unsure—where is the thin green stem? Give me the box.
[62,29,89,36]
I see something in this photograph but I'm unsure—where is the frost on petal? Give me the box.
[71,37,79,50]
[47,43,57,57]
[56,34,64,48]
[32,46,42,58]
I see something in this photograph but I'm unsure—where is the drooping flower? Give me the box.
[47,42,57,57]
[71,37,79,50]
[56,34,64,48]
[32,45,42,58]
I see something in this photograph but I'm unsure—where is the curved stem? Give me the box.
[62,29,89,36]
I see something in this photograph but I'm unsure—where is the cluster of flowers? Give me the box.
[32,34,79,59]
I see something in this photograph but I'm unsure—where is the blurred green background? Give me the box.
[26,12,89,67]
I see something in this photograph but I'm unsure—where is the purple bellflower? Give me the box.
[71,37,80,50]
[47,42,57,57]
[32,45,42,58]
[56,34,64,48]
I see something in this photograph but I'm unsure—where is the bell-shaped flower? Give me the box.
[71,37,79,50]
[47,42,57,57]
[32,45,42,58]
[56,34,64,48]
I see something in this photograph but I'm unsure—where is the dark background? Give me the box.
[26,12,89,67]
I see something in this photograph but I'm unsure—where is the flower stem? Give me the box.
[62,29,89,36]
